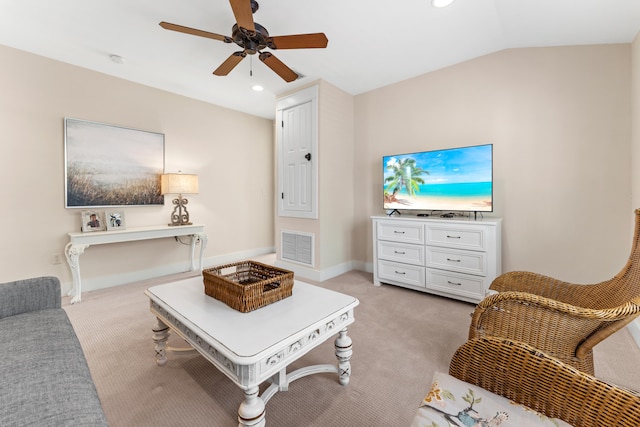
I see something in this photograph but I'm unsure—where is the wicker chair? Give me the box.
[449,337,640,427]
[469,208,640,375]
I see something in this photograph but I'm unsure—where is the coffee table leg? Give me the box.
[335,328,353,385]
[238,386,265,427]
[152,318,170,366]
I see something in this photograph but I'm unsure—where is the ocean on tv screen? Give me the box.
[382,144,493,212]
[383,182,492,212]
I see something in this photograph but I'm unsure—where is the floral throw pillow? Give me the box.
[410,371,572,427]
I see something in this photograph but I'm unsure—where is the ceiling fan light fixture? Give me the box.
[432,0,455,8]
[160,0,327,82]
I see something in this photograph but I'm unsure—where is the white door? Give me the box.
[277,86,318,219]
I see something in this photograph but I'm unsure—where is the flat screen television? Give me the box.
[383,144,493,213]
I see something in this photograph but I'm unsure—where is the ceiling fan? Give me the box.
[160,0,328,82]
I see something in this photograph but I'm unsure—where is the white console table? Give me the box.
[65,224,207,303]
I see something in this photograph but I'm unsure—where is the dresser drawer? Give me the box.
[377,260,425,288]
[377,241,424,266]
[377,221,424,244]
[426,247,486,276]
[426,225,485,251]
[427,270,484,299]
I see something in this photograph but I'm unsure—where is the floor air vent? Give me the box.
[281,231,313,266]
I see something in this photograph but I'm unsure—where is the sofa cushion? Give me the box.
[0,276,61,319]
[0,309,108,426]
[410,371,572,427]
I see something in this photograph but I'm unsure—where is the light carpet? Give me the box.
[63,267,640,427]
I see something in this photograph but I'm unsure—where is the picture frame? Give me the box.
[64,118,165,208]
[81,210,106,232]
[105,210,127,231]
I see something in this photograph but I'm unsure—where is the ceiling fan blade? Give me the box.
[229,0,255,33]
[159,22,230,42]
[268,33,328,49]
[259,52,298,82]
[213,51,247,76]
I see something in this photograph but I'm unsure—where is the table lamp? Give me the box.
[161,172,199,226]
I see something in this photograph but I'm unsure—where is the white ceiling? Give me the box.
[1,0,639,119]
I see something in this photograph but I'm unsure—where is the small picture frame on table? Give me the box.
[81,210,106,232]
[106,211,126,230]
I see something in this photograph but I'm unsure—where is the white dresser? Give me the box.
[372,215,502,303]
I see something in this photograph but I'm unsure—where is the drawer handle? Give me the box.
[394,250,406,255]
[394,231,405,234]
[447,235,461,239]
[448,280,463,286]
[446,258,461,262]
[394,271,406,275]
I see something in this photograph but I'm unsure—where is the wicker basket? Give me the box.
[202,260,294,312]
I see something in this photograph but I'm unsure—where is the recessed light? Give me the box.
[432,0,455,7]
[252,84,264,92]
[109,54,125,64]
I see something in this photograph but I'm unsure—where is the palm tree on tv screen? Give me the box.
[384,157,429,198]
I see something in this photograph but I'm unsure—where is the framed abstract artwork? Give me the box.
[64,118,165,208]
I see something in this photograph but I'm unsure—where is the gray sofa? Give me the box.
[0,276,108,426]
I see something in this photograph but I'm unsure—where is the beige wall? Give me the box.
[317,81,355,271]
[2,39,639,294]
[354,44,633,283]
[0,45,275,294]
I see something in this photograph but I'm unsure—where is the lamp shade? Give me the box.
[161,173,199,195]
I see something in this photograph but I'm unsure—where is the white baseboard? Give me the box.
[63,248,370,296]
[61,260,196,296]
[274,260,347,282]
[274,259,372,282]
[62,247,276,296]
[363,261,374,274]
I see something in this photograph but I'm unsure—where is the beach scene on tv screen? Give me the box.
[383,144,493,212]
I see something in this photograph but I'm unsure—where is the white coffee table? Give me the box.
[145,275,359,427]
